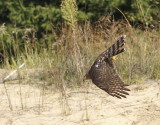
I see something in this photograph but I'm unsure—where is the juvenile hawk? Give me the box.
[84,35,130,99]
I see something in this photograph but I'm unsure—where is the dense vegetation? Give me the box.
[0,0,160,87]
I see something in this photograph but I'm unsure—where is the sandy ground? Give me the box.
[0,80,160,125]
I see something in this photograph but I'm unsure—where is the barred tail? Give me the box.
[101,35,126,59]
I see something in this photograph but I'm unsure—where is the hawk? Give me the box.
[84,35,130,99]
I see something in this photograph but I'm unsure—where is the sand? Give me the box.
[0,80,160,125]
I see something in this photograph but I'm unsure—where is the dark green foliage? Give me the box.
[4,1,61,32]
[0,0,159,27]
[77,0,160,24]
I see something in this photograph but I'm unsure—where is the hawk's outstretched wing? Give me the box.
[84,35,130,99]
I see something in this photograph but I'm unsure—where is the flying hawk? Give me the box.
[84,35,130,99]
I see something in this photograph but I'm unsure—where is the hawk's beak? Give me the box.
[83,75,87,81]
[83,74,90,81]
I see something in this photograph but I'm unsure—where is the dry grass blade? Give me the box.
[1,63,25,111]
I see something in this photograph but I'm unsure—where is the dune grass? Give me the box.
[0,19,160,90]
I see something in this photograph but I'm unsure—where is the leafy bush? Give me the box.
[1,0,159,27]
[77,0,160,25]
[0,1,61,37]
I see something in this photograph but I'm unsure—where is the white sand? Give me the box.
[0,80,160,125]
